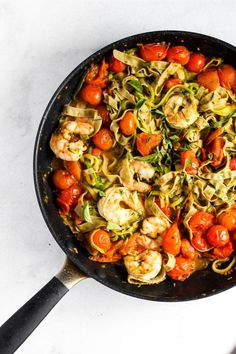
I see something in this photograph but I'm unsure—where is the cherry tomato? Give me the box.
[155,198,172,218]
[80,84,102,106]
[229,158,236,170]
[192,234,211,252]
[180,150,200,175]
[208,137,225,167]
[64,161,81,180]
[164,78,182,89]
[85,64,99,83]
[92,128,114,151]
[212,241,234,258]
[167,256,195,281]
[109,56,126,73]
[162,223,181,256]
[166,46,190,65]
[92,147,102,157]
[206,225,229,247]
[57,183,82,214]
[52,169,75,190]
[88,229,111,254]
[218,210,236,231]
[136,132,162,156]
[139,43,168,62]
[185,53,206,73]
[189,211,215,237]
[85,59,108,88]
[97,104,111,127]
[197,68,220,91]
[218,64,236,90]
[205,127,223,146]
[181,239,196,260]
[119,111,136,136]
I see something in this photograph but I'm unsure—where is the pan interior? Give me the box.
[34,30,236,301]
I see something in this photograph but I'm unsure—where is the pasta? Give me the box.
[50,42,236,285]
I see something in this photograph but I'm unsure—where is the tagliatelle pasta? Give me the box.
[50,42,236,285]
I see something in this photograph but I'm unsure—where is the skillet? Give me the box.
[0,30,236,354]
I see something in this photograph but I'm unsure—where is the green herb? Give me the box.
[185,158,192,168]
[73,70,88,100]
[82,202,92,223]
[106,104,113,113]
[128,80,143,93]
[207,153,213,160]
[153,109,165,116]
[97,190,106,197]
[106,221,122,231]
[135,98,146,109]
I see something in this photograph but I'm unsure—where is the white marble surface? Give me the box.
[1,0,236,353]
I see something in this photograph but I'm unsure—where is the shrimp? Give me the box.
[124,250,162,282]
[119,232,162,256]
[97,186,144,227]
[120,159,155,193]
[141,215,170,238]
[163,94,198,129]
[50,117,94,161]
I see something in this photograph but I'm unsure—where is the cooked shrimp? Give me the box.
[119,232,162,256]
[120,159,155,193]
[163,94,198,129]
[50,117,94,161]
[141,215,170,237]
[97,186,144,227]
[124,250,162,281]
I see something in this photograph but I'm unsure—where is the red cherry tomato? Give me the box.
[197,68,220,91]
[109,56,126,73]
[181,239,197,260]
[57,183,83,214]
[167,46,190,65]
[212,241,234,258]
[97,104,111,127]
[164,78,182,89]
[189,211,215,237]
[218,64,236,90]
[80,84,102,106]
[208,137,225,167]
[139,43,168,62]
[88,229,111,253]
[92,147,102,157]
[185,53,206,73]
[167,256,195,281]
[229,158,236,170]
[162,223,181,256]
[64,161,81,181]
[52,169,75,190]
[192,234,211,252]
[92,128,114,151]
[136,132,162,156]
[218,210,236,231]
[180,150,200,175]
[119,111,136,136]
[206,225,230,247]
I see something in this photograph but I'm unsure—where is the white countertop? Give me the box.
[1,0,236,353]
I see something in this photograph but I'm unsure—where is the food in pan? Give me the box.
[50,42,236,285]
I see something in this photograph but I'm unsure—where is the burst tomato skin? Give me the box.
[208,137,225,167]
[206,225,230,247]
[139,43,168,62]
[136,132,161,156]
[57,183,83,214]
[167,256,195,281]
[162,223,181,256]
[185,53,206,73]
[97,104,111,127]
[229,158,236,170]
[197,68,220,91]
[165,78,182,89]
[167,46,190,65]
[180,150,200,175]
[189,211,215,237]
[212,241,234,258]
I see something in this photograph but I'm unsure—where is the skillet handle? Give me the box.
[0,258,87,354]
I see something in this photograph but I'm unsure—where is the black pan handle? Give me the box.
[0,258,87,354]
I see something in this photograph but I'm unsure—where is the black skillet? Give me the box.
[0,30,236,354]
